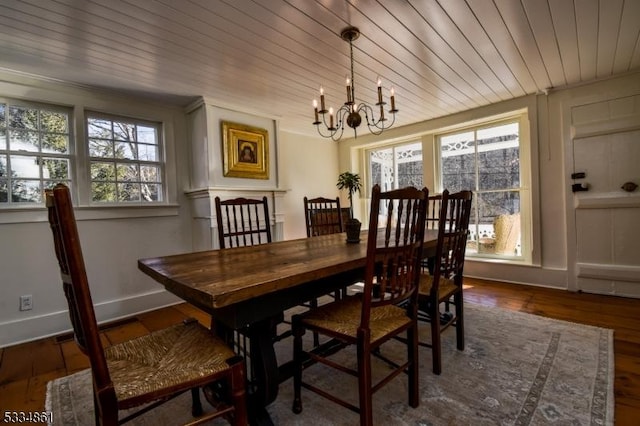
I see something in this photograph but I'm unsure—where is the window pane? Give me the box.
[92,182,116,202]
[0,155,6,177]
[115,141,137,159]
[141,183,161,201]
[0,179,6,202]
[11,180,41,203]
[11,155,40,178]
[0,103,5,123]
[0,128,6,150]
[118,182,140,201]
[477,123,520,190]
[88,119,112,139]
[42,133,69,154]
[89,138,113,158]
[441,131,475,192]
[91,162,115,180]
[9,106,38,130]
[473,191,521,256]
[10,130,39,151]
[116,163,138,181]
[396,142,423,188]
[42,158,69,180]
[138,143,158,161]
[113,122,135,141]
[137,125,157,143]
[41,110,68,133]
[140,165,159,182]
[369,147,393,191]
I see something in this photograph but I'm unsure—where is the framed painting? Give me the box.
[221,121,269,179]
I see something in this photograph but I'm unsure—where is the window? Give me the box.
[0,100,72,204]
[368,141,423,221]
[438,119,528,260]
[87,113,163,203]
[369,141,423,191]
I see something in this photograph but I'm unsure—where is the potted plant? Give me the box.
[337,171,362,243]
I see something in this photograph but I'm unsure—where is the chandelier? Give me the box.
[313,26,398,141]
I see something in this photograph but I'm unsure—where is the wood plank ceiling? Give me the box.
[0,0,639,138]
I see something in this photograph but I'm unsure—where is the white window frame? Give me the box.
[85,111,165,205]
[0,93,176,223]
[434,114,532,264]
[0,98,73,206]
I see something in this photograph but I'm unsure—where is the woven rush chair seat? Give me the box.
[418,275,458,303]
[106,320,237,408]
[297,296,411,344]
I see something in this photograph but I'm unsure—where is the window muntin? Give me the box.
[439,120,525,259]
[87,114,163,203]
[0,101,71,204]
[369,141,423,191]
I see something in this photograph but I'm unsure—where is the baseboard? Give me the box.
[0,290,182,348]
[464,261,568,289]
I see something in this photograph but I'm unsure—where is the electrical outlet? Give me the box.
[19,295,33,311]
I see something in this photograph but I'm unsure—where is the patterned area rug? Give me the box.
[46,303,614,425]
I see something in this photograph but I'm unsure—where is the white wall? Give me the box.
[0,72,194,347]
[336,72,640,291]
[278,130,340,240]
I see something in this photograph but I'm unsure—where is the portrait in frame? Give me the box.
[221,121,269,179]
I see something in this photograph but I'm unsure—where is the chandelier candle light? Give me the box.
[313,26,398,141]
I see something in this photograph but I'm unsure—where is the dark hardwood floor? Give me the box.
[1,278,638,424]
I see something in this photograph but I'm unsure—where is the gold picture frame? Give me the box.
[221,121,269,179]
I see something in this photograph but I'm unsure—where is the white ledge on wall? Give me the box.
[574,192,640,209]
[0,204,180,224]
[185,187,288,198]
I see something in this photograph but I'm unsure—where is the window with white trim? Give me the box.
[0,99,72,205]
[369,141,423,191]
[437,118,530,261]
[86,113,164,203]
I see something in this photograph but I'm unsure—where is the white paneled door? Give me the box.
[572,129,640,297]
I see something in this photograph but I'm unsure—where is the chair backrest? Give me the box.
[45,184,116,403]
[215,196,272,248]
[303,196,344,237]
[426,194,443,230]
[361,184,429,326]
[432,190,473,286]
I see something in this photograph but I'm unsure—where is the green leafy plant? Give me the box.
[337,171,362,219]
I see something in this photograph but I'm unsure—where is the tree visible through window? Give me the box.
[0,100,71,204]
[87,114,163,203]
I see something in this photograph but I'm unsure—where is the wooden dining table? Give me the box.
[138,229,438,425]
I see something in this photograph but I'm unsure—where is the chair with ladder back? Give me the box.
[46,183,247,426]
[292,184,429,426]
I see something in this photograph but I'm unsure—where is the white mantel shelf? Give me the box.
[185,187,289,198]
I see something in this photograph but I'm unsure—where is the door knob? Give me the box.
[621,182,638,192]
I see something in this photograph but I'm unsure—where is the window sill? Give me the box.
[0,204,180,224]
[466,255,535,267]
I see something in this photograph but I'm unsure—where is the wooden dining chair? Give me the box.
[302,196,347,345]
[292,184,429,426]
[304,196,344,237]
[215,196,272,249]
[45,183,247,426]
[417,189,473,375]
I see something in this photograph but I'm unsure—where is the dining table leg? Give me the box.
[210,315,280,426]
